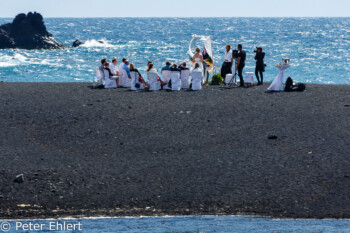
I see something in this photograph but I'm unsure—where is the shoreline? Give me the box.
[1,81,350,86]
[1,82,349,219]
[3,215,350,221]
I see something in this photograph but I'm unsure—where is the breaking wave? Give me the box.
[80,39,114,48]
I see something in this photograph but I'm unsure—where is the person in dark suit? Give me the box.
[235,44,246,87]
[202,47,209,81]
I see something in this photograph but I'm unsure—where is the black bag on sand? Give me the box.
[294,83,306,92]
[285,77,306,92]
[285,77,293,92]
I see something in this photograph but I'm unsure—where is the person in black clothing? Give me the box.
[104,62,115,77]
[170,63,181,72]
[255,47,265,85]
[202,47,209,79]
[179,62,189,71]
[168,64,181,88]
[235,44,246,87]
[104,62,119,86]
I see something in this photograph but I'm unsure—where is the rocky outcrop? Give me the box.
[72,40,84,48]
[72,40,104,48]
[0,12,67,50]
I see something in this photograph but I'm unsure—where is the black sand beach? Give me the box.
[0,82,349,219]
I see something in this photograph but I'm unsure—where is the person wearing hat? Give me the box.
[255,47,265,85]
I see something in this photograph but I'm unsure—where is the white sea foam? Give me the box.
[81,39,114,48]
[0,54,28,67]
[0,62,16,67]
[13,53,28,62]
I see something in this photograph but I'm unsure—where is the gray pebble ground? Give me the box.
[0,82,349,219]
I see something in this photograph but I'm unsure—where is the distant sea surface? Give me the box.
[0,18,349,84]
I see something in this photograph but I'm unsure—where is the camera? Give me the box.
[254,47,259,53]
[232,49,239,59]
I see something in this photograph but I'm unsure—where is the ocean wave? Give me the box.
[0,54,28,67]
[81,39,114,48]
[0,61,16,67]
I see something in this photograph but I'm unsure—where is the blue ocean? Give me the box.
[0,18,349,84]
[2,216,350,233]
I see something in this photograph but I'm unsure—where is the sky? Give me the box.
[0,0,349,18]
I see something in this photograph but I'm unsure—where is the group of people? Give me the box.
[97,43,266,90]
[220,44,265,87]
[97,57,204,91]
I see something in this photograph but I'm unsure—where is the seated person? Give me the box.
[190,63,203,90]
[179,62,189,70]
[161,61,172,88]
[119,58,126,69]
[99,58,107,75]
[110,58,119,76]
[161,61,171,71]
[130,63,149,89]
[122,60,132,79]
[170,63,181,72]
[147,63,164,90]
[104,62,119,86]
[169,64,181,90]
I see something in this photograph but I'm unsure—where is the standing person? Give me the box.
[255,47,265,85]
[235,44,246,87]
[192,47,203,64]
[221,44,233,80]
[192,47,204,74]
[202,47,209,68]
[202,46,209,81]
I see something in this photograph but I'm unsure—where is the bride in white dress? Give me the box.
[192,47,204,74]
[192,48,204,82]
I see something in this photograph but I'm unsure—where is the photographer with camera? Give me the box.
[220,44,233,80]
[254,47,265,85]
[235,44,246,87]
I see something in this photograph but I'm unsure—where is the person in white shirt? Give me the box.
[220,44,233,79]
[119,58,126,69]
[110,58,119,76]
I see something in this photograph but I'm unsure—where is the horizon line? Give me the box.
[0,16,350,19]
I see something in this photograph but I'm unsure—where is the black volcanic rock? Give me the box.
[0,12,66,50]
[72,39,84,48]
